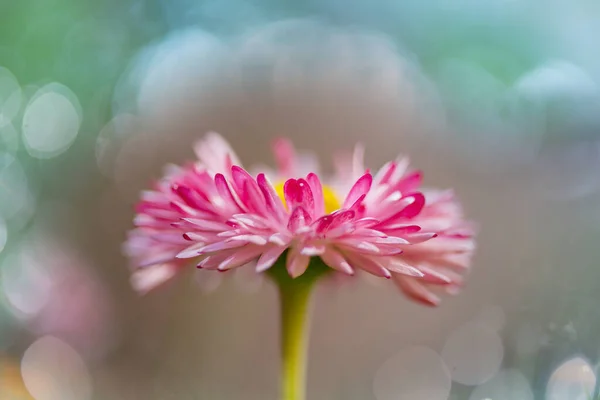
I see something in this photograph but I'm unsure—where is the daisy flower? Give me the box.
[124,132,475,305]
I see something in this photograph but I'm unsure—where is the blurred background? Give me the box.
[2,0,600,399]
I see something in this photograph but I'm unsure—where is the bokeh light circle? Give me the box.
[469,369,533,400]
[22,84,82,159]
[21,336,92,400]
[0,66,22,128]
[0,216,6,254]
[373,345,451,400]
[546,356,597,400]
[441,322,504,386]
[0,153,30,220]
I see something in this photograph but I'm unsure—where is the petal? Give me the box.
[380,192,426,224]
[373,161,396,186]
[183,218,231,232]
[300,245,326,256]
[283,179,315,216]
[176,242,209,258]
[232,214,269,230]
[345,253,391,278]
[183,232,212,242]
[382,258,425,277]
[228,235,268,245]
[194,131,241,173]
[241,179,268,217]
[306,173,324,217]
[272,138,296,176]
[286,249,310,278]
[287,206,312,232]
[405,232,438,244]
[173,185,213,212]
[343,173,372,209]
[352,143,366,178]
[320,249,354,275]
[199,240,249,254]
[269,233,290,246]
[391,171,423,195]
[214,173,245,212]
[257,173,287,223]
[378,224,421,233]
[418,266,455,285]
[218,246,264,271]
[256,246,288,272]
[130,263,178,294]
[394,276,440,307]
[198,252,232,270]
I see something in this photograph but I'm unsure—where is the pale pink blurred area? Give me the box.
[2,14,600,400]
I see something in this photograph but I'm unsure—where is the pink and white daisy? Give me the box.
[124,132,475,305]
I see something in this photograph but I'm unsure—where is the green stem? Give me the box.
[267,253,330,400]
[279,280,313,400]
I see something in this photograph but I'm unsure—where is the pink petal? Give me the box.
[381,192,426,224]
[352,143,366,178]
[287,206,312,232]
[405,233,438,244]
[391,171,423,195]
[214,173,244,212]
[231,166,253,191]
[283,179,315,217]
[320,249,354,275]
[240,180,268,217]
[337,240,403,256]
[199,240,248,254]
[218,246,264,271]
[383,258,424,277]
[130,263,178,294]
[345,253,391,278]
[313,215,334,234]
[257,173,287,223]
[269,233,290,246]
[418,266,454,285]
[256,246,288,272]
[183,218,231,232]
[228,235,268,245]
[328,210,356,230]
[183,232,212,242]
[343,173,372,209]
[198,252,231,270]
[286,250,310,278]
[394,276,440,307]
[151,232,190,244]
[373,161,396,186]
[379,224,421,233]
[300,245,326,256]
[193,132,241,173]
[272,138,296,176]
[173,185,213,213]
[177,242,208,259]
[306,173,324,217]
[232,214,269,230]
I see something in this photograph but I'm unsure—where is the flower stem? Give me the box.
[267,253,330,400]
[279,280,313,400]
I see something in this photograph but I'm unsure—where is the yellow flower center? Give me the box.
[274,181,341,214]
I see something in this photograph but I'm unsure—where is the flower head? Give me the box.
[124,132,475,305]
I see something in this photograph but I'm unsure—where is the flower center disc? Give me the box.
[274,182,341,214]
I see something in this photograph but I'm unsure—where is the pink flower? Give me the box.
[124,133,475,305]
